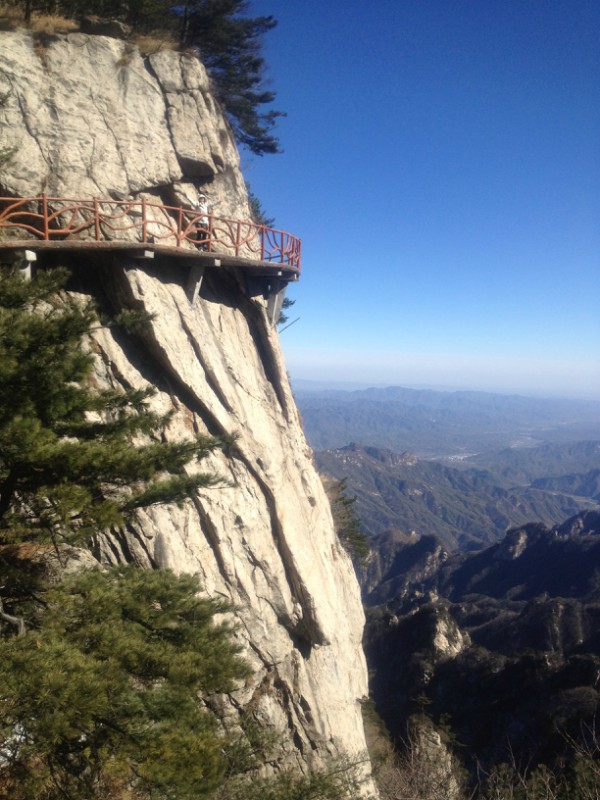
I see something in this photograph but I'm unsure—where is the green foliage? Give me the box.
[277,296,295,326]
[0,266,257,799]
[0,566,250,800]
[102,306,155,335]
[325,476,370,561]
[0,267,225,548]
[177,0,284,155]
[246,182,274,227]
[0,146,16,167]
[216,756,373,800]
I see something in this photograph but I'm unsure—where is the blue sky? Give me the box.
[245,1,600,398]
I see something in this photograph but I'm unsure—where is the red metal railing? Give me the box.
[0,195,302,271]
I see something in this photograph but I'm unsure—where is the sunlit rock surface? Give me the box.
[0,29,376,793]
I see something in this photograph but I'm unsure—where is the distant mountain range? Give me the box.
[532,468,600,502]
[302,386,600,784]
[296,385,600,458]
[465,440,600,485]
[315,442,599,560]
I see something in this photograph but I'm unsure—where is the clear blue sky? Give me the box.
[245,0,600,399]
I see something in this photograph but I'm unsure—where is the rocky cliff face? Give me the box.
[0,29,375,791]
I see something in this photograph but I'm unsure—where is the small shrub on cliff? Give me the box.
[215,755,374,800]
[324,476,370,561]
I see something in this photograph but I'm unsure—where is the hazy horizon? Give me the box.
[290,376,600,402]
[287,349,600,402]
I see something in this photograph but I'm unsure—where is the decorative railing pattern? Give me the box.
[0,196,301,271]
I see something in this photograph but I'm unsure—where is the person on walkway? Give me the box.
[194,192,220,250]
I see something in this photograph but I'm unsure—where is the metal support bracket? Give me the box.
[18,249,37,281]
[187,265,206,306]
[267,278,288,327]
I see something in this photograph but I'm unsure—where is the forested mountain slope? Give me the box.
[315,444,597,556]
[296,386,600,457]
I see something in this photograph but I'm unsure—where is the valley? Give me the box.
[299,385,600,797]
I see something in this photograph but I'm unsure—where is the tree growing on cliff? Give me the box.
[0,567,251,800]
[0,266,224,554]
[5,0,284,156]
[325,477,370,561]
[0,266,250,799]
[172,0,285,155]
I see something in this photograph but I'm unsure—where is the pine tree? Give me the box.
[176,0,284,155]
[0,266,249,799]
[0,267,225,553]
[325,477,370,561]
[277,297,296,327]
[0,566,251,800]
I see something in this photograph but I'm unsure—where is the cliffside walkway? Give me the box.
[0,195,301,323]
[0,195,301,273]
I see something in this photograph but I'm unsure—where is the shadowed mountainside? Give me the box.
[365,511,600,780]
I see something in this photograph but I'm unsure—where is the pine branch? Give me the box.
[0,596,25,635]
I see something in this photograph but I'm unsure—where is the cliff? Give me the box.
[0,29,375,791]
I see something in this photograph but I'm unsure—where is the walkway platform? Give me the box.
[0,195,302,323]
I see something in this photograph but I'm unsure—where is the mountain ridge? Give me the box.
[315,443,598,558]
[296,385,600,457]
[365,511,600,780]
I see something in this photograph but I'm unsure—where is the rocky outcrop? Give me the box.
[0,29,247,218]
[403,716,465,800]
[365,512,600,780]
[0,30,376,793]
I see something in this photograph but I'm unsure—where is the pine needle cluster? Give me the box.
[0,268,225,549]
[0,567,250,800]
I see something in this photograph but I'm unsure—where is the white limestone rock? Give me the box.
[87,261,373,787]
[431,611,467,658]
[0,31,180,197]
[0,29,377,795]
[0,30,252,232]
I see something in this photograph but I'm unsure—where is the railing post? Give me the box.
[42,193,49,240]
[141,199,147,244]
[93,198,101,241]
[177,206,183,247]
[260,225,265,262]
[235,220,241,257]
